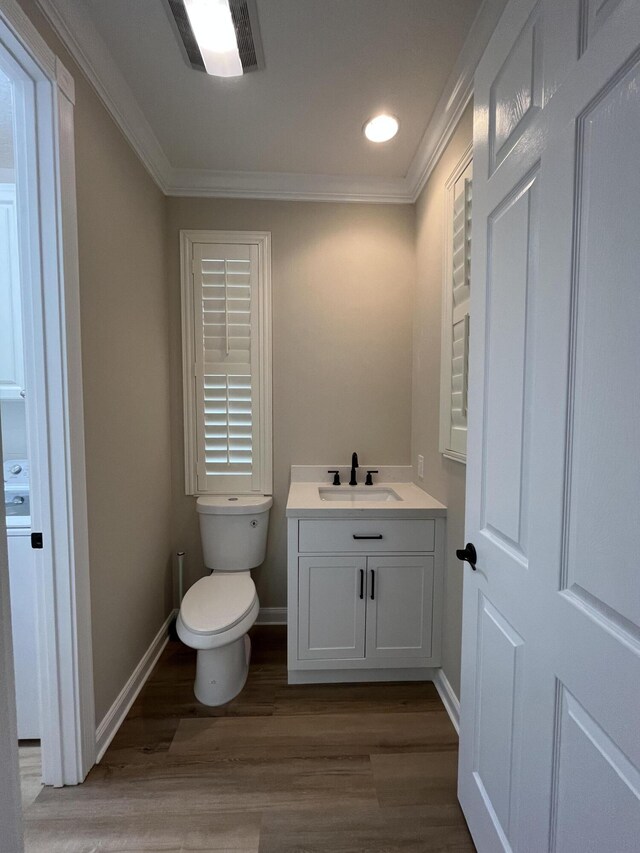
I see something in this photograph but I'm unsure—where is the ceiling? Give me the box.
[82,0,480,178]
[37,0,502,199]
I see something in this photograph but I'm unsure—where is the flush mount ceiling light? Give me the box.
[183,0,243,76]
[167,0,264,77]
[363,114,399,143]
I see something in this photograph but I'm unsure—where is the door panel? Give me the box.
[563,56,640,633]
[297,557,366,660]
[365,556,433,660]
[483,171,538,556]
[580,0,626,53]
[489,1,544,172]
[472,594,523,844]
[550,685,640,852]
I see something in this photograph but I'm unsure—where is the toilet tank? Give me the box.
[196,496,273,570]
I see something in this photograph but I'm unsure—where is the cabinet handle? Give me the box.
[353,534,383,540]
[359,568,364,599]
[370,569,375,600]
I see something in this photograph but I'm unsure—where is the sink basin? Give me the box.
[318,487,401,502]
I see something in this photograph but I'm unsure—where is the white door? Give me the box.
[297,557,366,660]
[365,556,433,660]
[458,1,640,850]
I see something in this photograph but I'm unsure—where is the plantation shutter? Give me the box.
[192,241,262,493]
[449,172,472,456]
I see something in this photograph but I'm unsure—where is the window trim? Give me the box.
[439,143,473,464]
[180,230,272,495]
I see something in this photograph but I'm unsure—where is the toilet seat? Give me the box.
[179,572,257,636]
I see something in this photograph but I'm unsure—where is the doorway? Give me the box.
[0,1,95,809]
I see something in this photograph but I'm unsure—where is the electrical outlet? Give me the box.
[417,455,424,479]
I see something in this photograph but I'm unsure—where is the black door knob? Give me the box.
[456,542,477,570]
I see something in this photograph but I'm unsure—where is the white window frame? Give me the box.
[439,143,473,464]
[181,230,272,496]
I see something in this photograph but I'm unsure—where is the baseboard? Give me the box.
[256,606,287,625]
[288,667,437,684]
[433,668,460,734]
[95,608,177,762]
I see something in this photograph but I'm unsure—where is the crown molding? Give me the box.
[165,166,413,203]
[34,0,506,204]
[406,0,508,202]
[36,0,171,191]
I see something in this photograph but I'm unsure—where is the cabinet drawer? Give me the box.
[298,519,434,553]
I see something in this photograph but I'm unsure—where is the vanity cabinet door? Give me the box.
[365,555,434,660]
[297,556,366,660]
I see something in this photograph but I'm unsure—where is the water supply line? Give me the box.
[177,551,186,605]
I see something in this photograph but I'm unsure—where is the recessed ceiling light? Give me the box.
[183,0,243,77]
[364,114,399,143]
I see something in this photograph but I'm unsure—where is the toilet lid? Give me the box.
[180,573,257,635]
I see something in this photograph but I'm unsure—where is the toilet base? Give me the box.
[194,634,251,706]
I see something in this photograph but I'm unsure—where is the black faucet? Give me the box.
[349,452,359,486]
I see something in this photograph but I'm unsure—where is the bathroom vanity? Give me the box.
[286,466,446,683]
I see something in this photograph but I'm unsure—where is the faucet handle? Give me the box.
[365,470,379,486]
[328,470,341,486]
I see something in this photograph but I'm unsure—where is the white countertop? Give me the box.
[286,479,447,518]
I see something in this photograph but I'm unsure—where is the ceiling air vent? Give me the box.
[164,0,264,74]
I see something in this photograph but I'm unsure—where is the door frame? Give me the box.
[0,0,95,791]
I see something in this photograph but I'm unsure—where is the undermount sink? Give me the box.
[318,487,402,502]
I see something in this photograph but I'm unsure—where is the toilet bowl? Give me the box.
[177,495,272,706]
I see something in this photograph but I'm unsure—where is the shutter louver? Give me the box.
[451,313,469,428]
[452,178,471,310]
[193,243,261,492]
[449,176,472,454]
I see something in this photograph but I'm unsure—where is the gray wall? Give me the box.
[167,198,416,605]
[18,0,175,724]
[412,103,473,700]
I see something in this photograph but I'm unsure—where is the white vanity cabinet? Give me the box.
[287,511,445,683]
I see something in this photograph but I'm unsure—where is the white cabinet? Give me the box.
[0,184,25,401]
[7,529,40,739]
[288,515,444,683]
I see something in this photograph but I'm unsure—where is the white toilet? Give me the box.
[176,495,272,706]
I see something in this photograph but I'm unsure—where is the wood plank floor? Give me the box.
[22,625,475,852]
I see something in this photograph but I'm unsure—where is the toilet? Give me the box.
[176,495,272,706]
